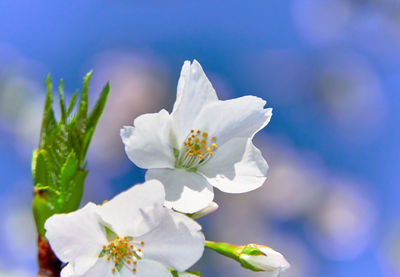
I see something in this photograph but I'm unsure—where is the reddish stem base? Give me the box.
[37,235,62,277]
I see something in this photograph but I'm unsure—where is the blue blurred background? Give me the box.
[0,0,399,276]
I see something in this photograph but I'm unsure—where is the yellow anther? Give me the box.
[133,261,137,265]
[199,155,204,159]
[191,129,194,133]
[211,136,216,141]
[133,268,136,272]
[112,268,116,273]
[197,130,201,134]
[209,152,213,155]
[141,241,145,245]
[195,138,200,143]
[206,147,210,152]
[191,135,195,138]
[212,143,218,149]
[202,132,208,138]
[188,152,193,157]
[201,139,207,144]
[127,260,131,264]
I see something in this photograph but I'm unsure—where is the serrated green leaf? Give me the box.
[58,151,79,195]
[66,89,78,117]
[77,71,92,120]
[58,79,66,123]
[39,75,56,148]
[87,82,110,130]
[62,169,86,212]
[33,150,50,189]
[80,127,94,163]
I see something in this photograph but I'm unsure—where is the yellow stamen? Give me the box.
[212,143,218,149]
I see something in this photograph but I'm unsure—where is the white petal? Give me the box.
[259,247,291,271]
[97,180,165,237]
[195,96,272,145]
[136,259,172,277]
[199,138,268,193]
[121,109,174,169]
[146,168,214,213]
[72,259,117,277]
[60,264,74,277]
[138,210,204,272]
[171,60,218,145]
[44,202,106,273]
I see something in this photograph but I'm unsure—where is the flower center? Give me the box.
[100,235,145,274]
[175,129,218,170]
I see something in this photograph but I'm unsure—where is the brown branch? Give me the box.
[37,235,62,277]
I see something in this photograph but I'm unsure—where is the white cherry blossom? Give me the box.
[44,180,205,277]
[121,60,271,213]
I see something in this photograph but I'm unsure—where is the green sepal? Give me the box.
[238,256,264,272]
[241,245,265,256]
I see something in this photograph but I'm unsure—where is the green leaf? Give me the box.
[33,150,50,189]
[66,89,78,117]
[58,151,79,196]
[87,82,110,130]
[58,79,66,123]
[77,71,92,120]
[39,75,56,148]
[80,127,94,162]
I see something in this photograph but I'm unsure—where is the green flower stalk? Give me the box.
[205,241,290,275]
[32,72,109,276]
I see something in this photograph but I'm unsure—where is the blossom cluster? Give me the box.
[44,60,290,276]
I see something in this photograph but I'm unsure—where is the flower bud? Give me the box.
[239,244,290,274]
[205,241,290,275]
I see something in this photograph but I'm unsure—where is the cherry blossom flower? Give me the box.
[121,60,271,213]
[44,180,205,277]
